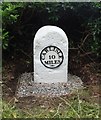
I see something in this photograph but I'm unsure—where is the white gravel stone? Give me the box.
[15,72,83,98]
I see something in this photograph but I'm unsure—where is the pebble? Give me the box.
[16,72,83,98]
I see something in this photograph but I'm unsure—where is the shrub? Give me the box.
[2,3,101,59]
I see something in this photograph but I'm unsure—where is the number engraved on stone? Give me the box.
[40,46,64,69]
[49,55,56,59]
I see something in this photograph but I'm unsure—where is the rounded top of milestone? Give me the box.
[40,46,64,69]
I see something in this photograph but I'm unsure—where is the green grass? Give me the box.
[2,90,100,119]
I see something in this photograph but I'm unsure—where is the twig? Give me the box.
[58,96,80,118]
[53,103,62,117]
[80,33,92,48]
[78,47,96,64]
[77,89,82,116]
[69,48,78,50]
[17,49,32,59]
[79,52,94,57]
[34,107,49,118]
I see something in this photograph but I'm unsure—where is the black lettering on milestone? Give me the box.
[41,53,45,60]
[51,46,55,51]
[58,60,60,63]
[59,55,62,58]
[54,47,57,52]
[47,47,50,51]
[55,48,60,54]
[58,53,62,58]
[44,61,49,64]
[54,60,57,64]
[54,60,60,64]
[49,55,51,59]
[40,46,64,69]
[49,61,53,64]
[49,46,52,51]
[44,48,49,53]
[52,55,55,59]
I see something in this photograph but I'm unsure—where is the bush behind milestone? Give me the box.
[2,2,101,59]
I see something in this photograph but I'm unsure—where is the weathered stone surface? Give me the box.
[16,72,83,98]
[34,26,68,83]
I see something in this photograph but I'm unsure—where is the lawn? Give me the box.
[2,88,100,119]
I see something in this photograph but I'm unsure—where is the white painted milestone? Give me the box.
[34,25,68,83]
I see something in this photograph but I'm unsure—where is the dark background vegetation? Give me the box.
[2,2,101,118]
[2,2,101,92]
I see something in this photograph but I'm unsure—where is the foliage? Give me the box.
[2,101,22,118]
[2,3,25,49]
[2,2,101,59]
[87,18,101,56]
[2,29,9,49]
[2,92,99,118]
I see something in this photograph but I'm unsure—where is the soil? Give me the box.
[2,53,101,108]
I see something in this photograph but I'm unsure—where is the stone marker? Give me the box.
[34,25,68,83]
[16,25,83,98]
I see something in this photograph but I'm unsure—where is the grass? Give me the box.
[2,89,100,119]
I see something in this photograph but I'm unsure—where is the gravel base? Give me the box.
[15,73,83,98]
